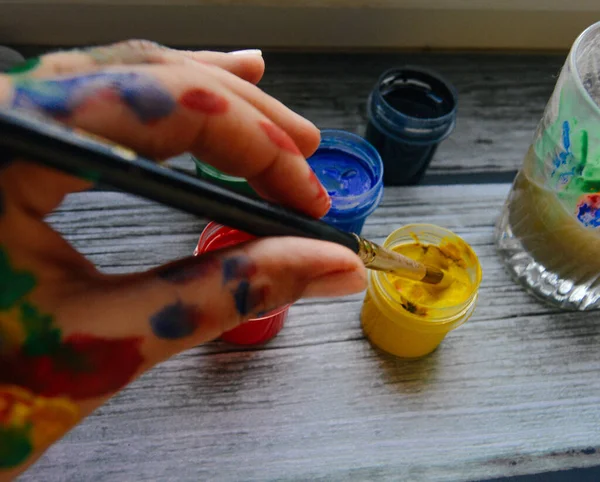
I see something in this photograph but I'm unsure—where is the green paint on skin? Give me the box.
[0,426,33,468]
[6,57,41,75]
[20,302,62,356]
[0,247,36,311]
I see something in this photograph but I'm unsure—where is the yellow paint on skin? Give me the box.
[361,226,481,358]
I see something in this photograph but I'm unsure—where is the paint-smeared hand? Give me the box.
[0,40,366,479]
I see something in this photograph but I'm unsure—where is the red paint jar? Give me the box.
[194,222,289,345]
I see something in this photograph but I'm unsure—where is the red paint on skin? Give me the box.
[259,120,301,155]
[0,335,144,400]
[179,88,229,114]
[308,170,331,207]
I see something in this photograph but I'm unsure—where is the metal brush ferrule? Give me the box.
[353,233,444,284]
[353,233,378,266]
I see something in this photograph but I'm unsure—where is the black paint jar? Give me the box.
[365,67,457,186]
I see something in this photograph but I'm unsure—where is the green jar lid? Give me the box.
[192,157,256,196]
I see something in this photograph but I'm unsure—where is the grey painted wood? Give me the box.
[163,51,565,179]
[17,184,600,482]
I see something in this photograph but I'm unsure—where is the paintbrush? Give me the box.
[0,109,448,286]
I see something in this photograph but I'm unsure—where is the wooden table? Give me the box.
[18,52,600,482]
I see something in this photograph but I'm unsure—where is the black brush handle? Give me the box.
[0,109,360,253]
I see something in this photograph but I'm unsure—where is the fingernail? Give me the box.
[308,170,331,212]
[301,268,367,299]
[229,49,263,57]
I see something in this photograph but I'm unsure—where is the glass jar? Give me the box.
[495,21,600,310]
[361,224,482,358]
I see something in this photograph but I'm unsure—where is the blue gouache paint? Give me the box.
[308,149,375,198]
[149,300,200,339]
[11,72,175,123]
[307,130,383,235]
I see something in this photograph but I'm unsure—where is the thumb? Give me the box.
[58,237,366,363]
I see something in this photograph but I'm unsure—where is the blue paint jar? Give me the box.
[307,130,383,235]
[365,67,457,186]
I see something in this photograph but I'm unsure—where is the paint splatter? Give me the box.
[0,334,144,400]
[10,72,176,123]
[156,256,219,284]
[18,302,61,356]
[222,255,256,284]
[551,121,573,176]
[258,120,301,155]
[0,385,78,468]
[220,256,265,316]
[149,300,201,339]
[179,89,229,114]
[576,193,600,227]
[0,248,36,311]
[231,283,267,316]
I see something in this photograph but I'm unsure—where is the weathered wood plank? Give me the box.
[164,52,564,180]
[19,184,600,482]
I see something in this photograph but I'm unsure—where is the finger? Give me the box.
[198,61,320,158]
[0,65,330,218]
[7,40,265,85]
[55,237,366,361]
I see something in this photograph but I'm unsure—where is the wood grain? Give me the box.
[165,51,565,180]
[18,184,600,481]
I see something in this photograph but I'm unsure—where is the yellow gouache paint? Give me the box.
[361,224,482,358]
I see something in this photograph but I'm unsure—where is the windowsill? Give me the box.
[1,2,598,50]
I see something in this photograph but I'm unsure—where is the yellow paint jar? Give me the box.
[361,224,482,358]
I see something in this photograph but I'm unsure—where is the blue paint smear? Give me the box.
[562,120,571,151]
[157,259,212,284]
[12,72,176,123]
[551,121,574,179]
[307,149,374,198]
[232,280,251,316]
[577,203,600,228]
[149,300,199,339]
[222,256,254,285]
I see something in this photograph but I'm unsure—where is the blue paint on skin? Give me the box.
[149,300,200,339]
[222,256,255,285]
[232,280,252,316]
[307,149,374,199]
[11,72,176,123]
[231,281,265,317]
[157,257,217,284]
